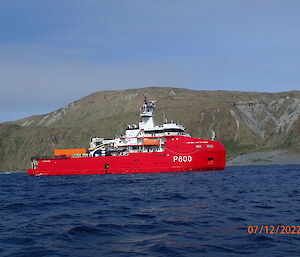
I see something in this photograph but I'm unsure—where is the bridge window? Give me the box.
[164,128,184,133]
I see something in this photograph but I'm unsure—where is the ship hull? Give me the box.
[28,136,226,176]
[27,150,225,176]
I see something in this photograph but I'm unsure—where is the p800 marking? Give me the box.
[173,155,192,163]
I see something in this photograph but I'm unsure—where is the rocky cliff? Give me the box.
[1,87,299,171]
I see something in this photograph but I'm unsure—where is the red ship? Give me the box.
[28,97,226,176]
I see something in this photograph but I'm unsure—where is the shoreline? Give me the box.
[227,150,300,166]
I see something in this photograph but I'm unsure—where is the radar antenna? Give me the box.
[211,130,216,141]
[143,94,148,104]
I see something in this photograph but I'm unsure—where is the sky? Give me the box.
[0,0,300,122]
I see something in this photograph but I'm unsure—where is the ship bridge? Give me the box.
[94,97,190,153]
[124,96,190,139]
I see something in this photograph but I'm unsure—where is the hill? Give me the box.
[1,87,300,171]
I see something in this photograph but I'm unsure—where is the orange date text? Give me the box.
[247,225,300,235]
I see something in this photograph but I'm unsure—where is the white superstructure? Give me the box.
[89,96,190,156]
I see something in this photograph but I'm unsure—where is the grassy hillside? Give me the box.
[1,87,299,171]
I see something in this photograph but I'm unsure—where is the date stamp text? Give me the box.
[248,225,300,235]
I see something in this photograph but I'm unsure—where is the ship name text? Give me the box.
[173,155,192,163]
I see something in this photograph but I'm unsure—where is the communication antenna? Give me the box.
[143,93,147,104]
[163,101,166,123]
[211,129,216,141]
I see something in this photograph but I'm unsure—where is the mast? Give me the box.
[139,96,156,129]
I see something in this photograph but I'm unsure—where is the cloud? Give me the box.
[0,0,300,122]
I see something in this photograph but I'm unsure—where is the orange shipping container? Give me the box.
[143,139,160,146]
[54,148,87,157]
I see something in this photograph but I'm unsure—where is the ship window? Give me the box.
[145,130,164,133]
[196,145,202,148]
[164,128,184,133]
[207,145,214,148]
[208,158,214,161]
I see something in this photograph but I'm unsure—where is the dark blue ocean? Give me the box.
[0,165,299,257]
